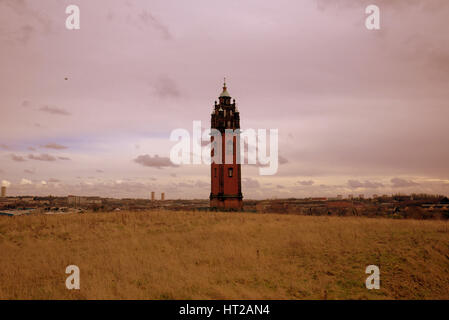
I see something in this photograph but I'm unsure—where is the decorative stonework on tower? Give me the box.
[210,79,243,210]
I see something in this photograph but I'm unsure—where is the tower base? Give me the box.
[210,193,243,210]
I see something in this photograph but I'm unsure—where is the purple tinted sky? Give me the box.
[1,0,449,199]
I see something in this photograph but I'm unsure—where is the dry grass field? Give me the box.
[0,210,448,300]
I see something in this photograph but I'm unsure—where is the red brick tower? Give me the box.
[210,79,243,210]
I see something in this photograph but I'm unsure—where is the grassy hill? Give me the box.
[0,210,448,299]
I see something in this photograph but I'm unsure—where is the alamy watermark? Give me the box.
[64,4,380,31]
[169,121,279,175]
[365,265,380,289]
[65,5,80,30]
[65,265,80,290]
[365,5,380,30]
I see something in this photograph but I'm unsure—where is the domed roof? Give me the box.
[219,78,231,97]
[220,88,230,97]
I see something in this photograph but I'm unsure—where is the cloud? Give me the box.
[391,178,419,188]
[1,180,11,187]
[24,169,35,174]
[347,180,362,188]
[246,154,289,168]
[48,178,60,183]
[58,156,71,160]
[0,144,12,150]
[348,180,368,188]
[28,153,57,161]
[348,179,384,189]
[315,0,447,11]
[279,155,289,165]
[39,105,71,116]
[151,76,181,98]
[0,0,52,44]
[96,169,104,173]
[177,182,192,188]
[17,25,34,43]
[0,0,27,12]
[194,180,209,188]
[41,143,68,150]
[138,10,172,40]
[243,177,260,188]
[10,154,26,162]
[20,178,32,185]
[298,180,314,186]
[134,154,178,169]
[363,181,385,188]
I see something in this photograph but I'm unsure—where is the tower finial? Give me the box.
[220,77,230,97]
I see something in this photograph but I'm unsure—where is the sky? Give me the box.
[1,0,449,199]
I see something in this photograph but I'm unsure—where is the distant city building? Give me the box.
[19,197,34,202]
[151,192,155,201]
[337,195,343,200]
[67,195,79,206]
[311,197,328,201]
[67,195,102,206]
[161,192,165,201]
[393,194,412,201]
[359,194,364,199]
[1,186,5,197]
[348,194,353,200]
